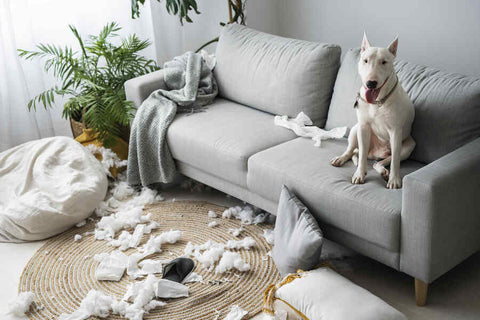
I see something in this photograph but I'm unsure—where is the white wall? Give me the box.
[275,0,480,76]
[149,0,280,64]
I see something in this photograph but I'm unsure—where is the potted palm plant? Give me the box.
[18,22,159,146]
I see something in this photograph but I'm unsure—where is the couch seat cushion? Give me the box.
[167,98,297,187]
[247,138,424,251]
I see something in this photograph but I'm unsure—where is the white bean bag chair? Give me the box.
[0,137,108,242]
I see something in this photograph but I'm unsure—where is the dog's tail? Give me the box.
[352,149,359,166]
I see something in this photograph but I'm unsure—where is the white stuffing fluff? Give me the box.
[262,229,275,245]
[6,292,35,318]
[222,205,269,225]
[208,221,218,228]
[215,251,250,274]
[109,230,133,251]
[123,274,159,318]
[182,272,203,284]
[141,230,182,254]
[59,290,114,320]
[85,144,127,178]
[223,305,248,320]
[138,259,163,275]
[196,243,225,271]
[143,300,166,312]
[226,237,256,250]
[74,234,82,242]
[144,221,159,234]
[228,227,243,237]
[207,210,218,218]
[75,220,87,227]
[95,207,150,241]
[94,250,128,281]
[184,241,225,271]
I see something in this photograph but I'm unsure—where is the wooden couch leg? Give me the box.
[415,278,428,306]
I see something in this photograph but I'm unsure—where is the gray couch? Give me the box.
[125,25,480,305]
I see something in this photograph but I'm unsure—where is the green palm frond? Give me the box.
[19,22,159,146]
[132,0,200,25]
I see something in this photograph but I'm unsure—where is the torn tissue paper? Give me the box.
[6,292,35,319]
[274,112,347,147]
[182,272,203,284]
[94,251,128,281]
[155,279,189,298]
[138,259,164,275]
[215,251,250,274]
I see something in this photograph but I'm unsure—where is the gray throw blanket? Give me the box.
[127,52,218,186]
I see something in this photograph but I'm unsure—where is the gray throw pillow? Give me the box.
[272,186,323,276]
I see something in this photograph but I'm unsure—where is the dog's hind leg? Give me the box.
[331,124,358,167]
[373,135,416,181]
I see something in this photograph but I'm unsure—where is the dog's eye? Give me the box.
[364,59,368,63]
[382,60,386,65]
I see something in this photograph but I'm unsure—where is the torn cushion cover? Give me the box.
[272,186,323,276]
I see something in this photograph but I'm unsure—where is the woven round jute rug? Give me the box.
[19,200,280,319]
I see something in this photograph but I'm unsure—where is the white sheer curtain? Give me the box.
[0,0,156,152]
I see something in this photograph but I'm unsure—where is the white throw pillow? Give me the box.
[0,137,108,242]
[265,267,406,320]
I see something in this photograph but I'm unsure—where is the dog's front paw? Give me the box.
[352,170,366,184]
[331,156,346,167]
[387,176,402,189]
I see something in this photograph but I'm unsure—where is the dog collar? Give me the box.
[354,75,399,108]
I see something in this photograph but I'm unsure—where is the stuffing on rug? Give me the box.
[6,292,35,319]
[223,305,248,320]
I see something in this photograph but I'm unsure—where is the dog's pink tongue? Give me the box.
[365,88,380,104]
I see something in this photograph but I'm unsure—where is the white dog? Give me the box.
[331,34,415,189]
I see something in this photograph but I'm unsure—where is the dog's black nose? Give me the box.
[366,81,378,89]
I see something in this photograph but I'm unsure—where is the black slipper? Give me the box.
[162,257,195,283]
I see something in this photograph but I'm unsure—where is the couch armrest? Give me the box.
[125,69,166,108]
[400,137,480,283]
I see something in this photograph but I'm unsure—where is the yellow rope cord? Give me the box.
[263,269,306,315]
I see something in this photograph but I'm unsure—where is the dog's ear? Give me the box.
[362,32,371,52]
[388,37,398,57]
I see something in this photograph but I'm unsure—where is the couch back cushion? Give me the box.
[325,48,480,163]
[214,24,341,127]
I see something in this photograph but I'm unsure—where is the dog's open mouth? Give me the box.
[365,88,381,104]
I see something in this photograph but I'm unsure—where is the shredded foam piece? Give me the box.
[58,290,114,320]
[208,221,219,228]
[223,305,248,320]
[129,224,146,248]
[207,210,218,218]
[274,112,347,147]
[6,292,35,318]
[225,237,256,250]
[215,251,250,274]
[262,229,275,245]
[155,279,189,298]
[182,272,203,284]
[74,234,82,242]
[75,220,87,228]
[94,251,128,281]
[138,259,163,275]
[228,227,243,237]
